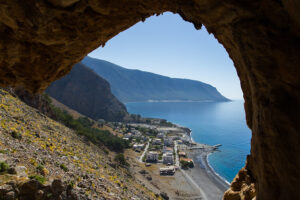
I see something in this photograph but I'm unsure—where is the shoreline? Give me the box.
[127,120,231,199]
[185,149,230,199]
[206,153,231,185]
[169,121,230,199]
[177,123,230,187]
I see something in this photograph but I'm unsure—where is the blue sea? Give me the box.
[126,100,251,183]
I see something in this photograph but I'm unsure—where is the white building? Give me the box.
[162,152,174,165]
[164,138,172,146]
[160,166,175,175]
[157,132,165,138]
[153,138,162,145]
[147,151,158,162]
[123,133,133,139]
[133,143,145,151]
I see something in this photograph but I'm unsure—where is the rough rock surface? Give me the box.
[224,166,256,200]
[0,1,299,199]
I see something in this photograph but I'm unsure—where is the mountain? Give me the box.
[46,62,128,121]
[82,56,229,103]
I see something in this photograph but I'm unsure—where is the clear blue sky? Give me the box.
[88,12,243,100]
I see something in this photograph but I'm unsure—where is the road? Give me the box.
[138,139,151,162]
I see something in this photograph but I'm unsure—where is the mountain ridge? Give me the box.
[46,62,129,122]
[82,56,229,103]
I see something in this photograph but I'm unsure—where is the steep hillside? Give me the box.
[82,56,229,103]
[46,63,128,122]
[0,89,156,199]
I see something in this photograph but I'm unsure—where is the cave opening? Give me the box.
[84,12,252,199]
[0,1,299,199]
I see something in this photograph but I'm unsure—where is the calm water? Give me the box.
[126,100,251,182]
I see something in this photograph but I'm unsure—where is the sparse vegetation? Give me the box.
[114,153,129,167]
[0,161,9,173]
[142,155,146,162]
[158,152,163,160]
[50,105,129,152]
[60,163,68,172]
[159,119,173,127]
[36,163,44,172]
[29,174,47,184]
[10,130,22,139]
[180,160,194,169]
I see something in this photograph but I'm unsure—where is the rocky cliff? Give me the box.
[46,63,128,122]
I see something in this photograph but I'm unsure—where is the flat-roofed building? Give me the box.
[162,153,174,165]
[146,151,158,162]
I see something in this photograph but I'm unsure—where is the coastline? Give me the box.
[127,121,231,199]
[207,153,231,185]
[178,123,230,187]
[179,125,230,198]
[183,149,229,200]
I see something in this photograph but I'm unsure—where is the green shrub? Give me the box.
[60,163,68,172]
[114,153,129,167]
[50,105,129,152]
[180,160,194,169]
[103,149,109,155]
[180,160,190,169]
[158,152,163,160]
[11,131,22,139]
[36,164,44,172]
[142,155,146,162]
[66,180,75,188]
[0,149,9,154]
[29,175,47,184]
[0,161,9,172]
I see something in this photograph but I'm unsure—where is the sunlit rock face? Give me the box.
[0,0,299,199]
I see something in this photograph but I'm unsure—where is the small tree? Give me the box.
[114,153,129,167]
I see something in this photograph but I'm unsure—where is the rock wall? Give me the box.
[0,0,299,199]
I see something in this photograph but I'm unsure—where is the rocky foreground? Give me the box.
[0,89,156,200]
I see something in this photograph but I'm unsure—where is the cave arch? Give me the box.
[0,1,299,199]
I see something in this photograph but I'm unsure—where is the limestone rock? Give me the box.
[223,167,256,200]
[15,166,27,177]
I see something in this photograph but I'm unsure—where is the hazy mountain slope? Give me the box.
[46,62,128,121]
[82,56,229,103]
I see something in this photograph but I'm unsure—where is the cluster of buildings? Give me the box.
[115,122,196,176]
[123,129,148,142]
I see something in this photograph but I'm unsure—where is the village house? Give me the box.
[160,166,175,175]
[153,138,162,145]
[163,146,173,153]
[178,151,186,157]
[123,133,133,139]
[157,132,164,138]
[146,151,158,162]
[133,143,145,151]
[164,138,172,146]
[162,152,174,165]
[177,140,183,144]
